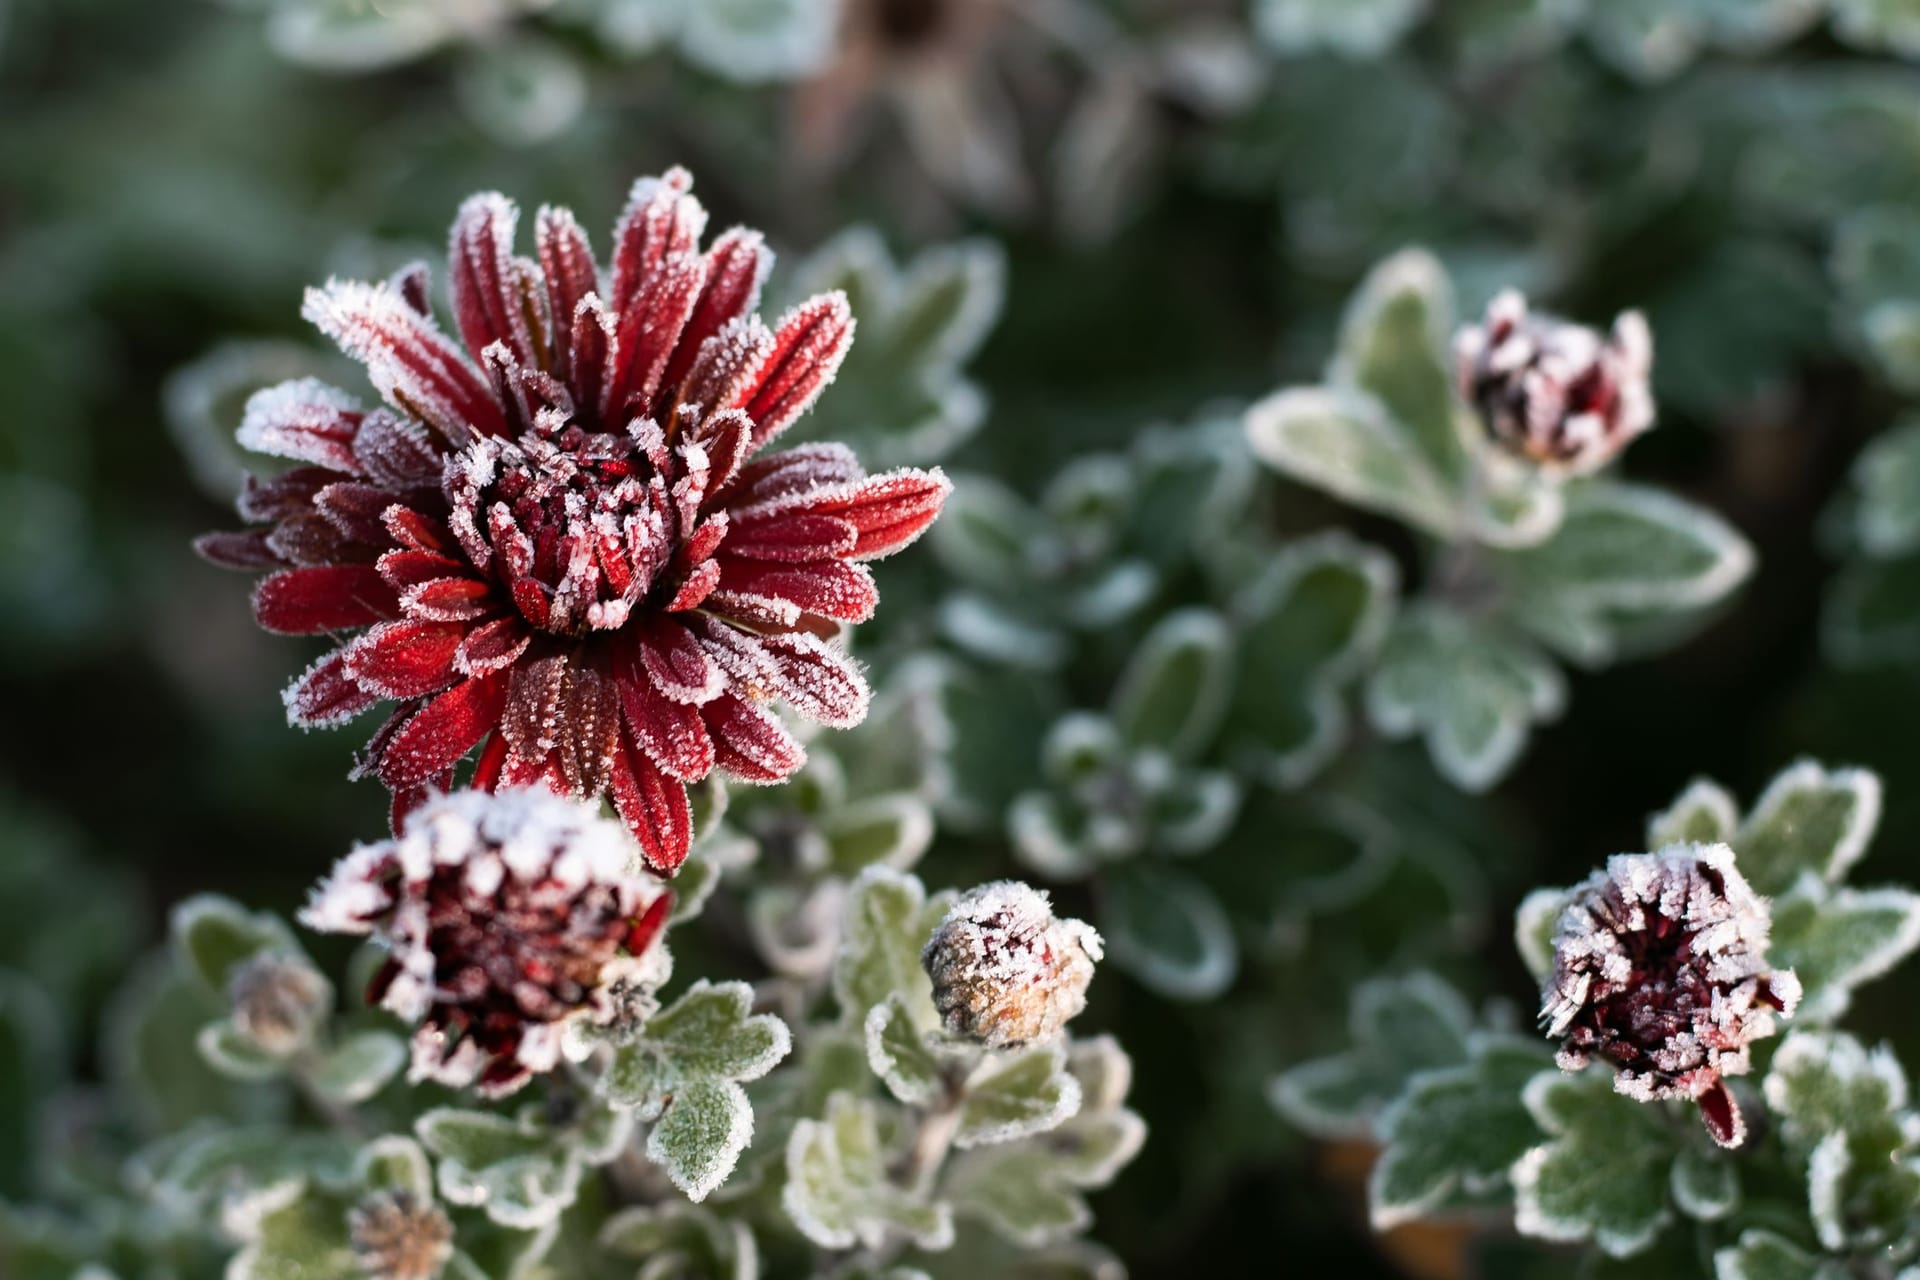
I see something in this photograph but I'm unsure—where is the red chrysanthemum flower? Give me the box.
[198,168,950,872]
[301,787,674,1097]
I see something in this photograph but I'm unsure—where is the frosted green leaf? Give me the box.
[265,0,451,72]
[1769,877,1920,1022]
[1112,609,1234,761]
[305,1030,406,1105]
[782,1093,954,1252]
[1253,0,1427,57]
[196,1022,284,1082]
[354,1135,434,1201]
[602,981,792,1201]
[1245,387,1460,538]
[1369,1036,1551,1229]
[1512,1069,1679,1257]
[1100,862,1237,1001]
[669,852,722,925]
[599,1201,755,1278]
[1762,1038,1920,1248]
[107,959,272,1133]
[1832,0,1920,57]
[1849,421,1920,557]
[143,1126,355,1212]
[865,995,944,1108]
[956,1043,1082,1149]
[1734,760,1882,895]
[1647,779,1739,849]
[929,476,1040,592]
[1227,532,1398,786]
[171,896,299,1000]
[1862,301,1920,393]
[416,1109,578,1230]
[228,1192,356,1280]
[1762,1031,1908,1143]
[1825,556,1920,666]
[826,794,936,876]
[1365,606,1565,792]
[1513,888,1565,985]
[832,867,953,1028]
[1333,247,1469,480]
[1670,1146,1739,1221]
[1713,1230,1849,1280]
[677,0,837,83]
[945,1106,1146,1248]
[452,34,585,147]
[1270,972,1475,1138]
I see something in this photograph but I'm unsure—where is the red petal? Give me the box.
[402,576,496,622]
[537,206,598,385]
[375,671,510,791]
[284,648,380,727]
[608,735,693,874]
[615,641,716,781]
[471,730,510,790]
[353,411,444,488]
[639,618,722,704]
[659,228,770,401]
[302,279,507,443]
[383,506,454,554]
[378,549,465,593]
[607,252,706,423]
[390,776,450,834]
[705,693,806,784]
[608,168,705,320]
[1697,1078,1745,1149]
[728,443,864,504]
[266,512,364,567]
[343,619,466,699]
[316,482,404,548]
[253,565,399,635]
[555,661,621,796]
[238,467,334,522]
[502,652,568,758]
[713,558,877,623]
[450,192,540,371]
[664,559,721,612]
[758,631,870,727]
[723,512,858,562]
[195,528,284,570]
[456,616,532,676]
[237,379,364,472]
[678,321,774,428]
[625,893,674,949]
[739,292,854,447]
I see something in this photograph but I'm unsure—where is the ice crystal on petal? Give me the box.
[300,787,673,1098]
[201,167,950,872]
[921,880,1103,1048]
[1456,290,1655,475]
[1542,843,1800,1147]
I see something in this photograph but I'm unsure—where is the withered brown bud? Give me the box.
[921,880,1102,1048]
[348,1191,454,1280]
[227,952,330,1056]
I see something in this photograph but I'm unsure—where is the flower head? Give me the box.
[921,880,1102,1048]
[300,787,672,1097]
[227,952,330,1056]
[1541,843,1800,1147]
[1454,289,1654,474]
[199,167,950,873]
[348,1190,455,1280]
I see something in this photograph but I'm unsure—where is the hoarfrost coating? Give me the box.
[922,879,1103,1048]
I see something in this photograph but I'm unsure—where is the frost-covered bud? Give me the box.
[921,881,1103,1048]
[227,953,329,1056]
[1541,843,1800,1148]
[348,1191,454,1280]
[1455,289,1654,474]
[300,788,672,1097]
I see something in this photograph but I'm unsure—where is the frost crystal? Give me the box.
[921,880,1103,1048]
[198,167,951,873]
[300,787,673,1097]
[1455,289,1654,474]
[348,1190,455,1280]
[1542,843,1800,1147]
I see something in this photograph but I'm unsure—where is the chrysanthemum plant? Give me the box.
[1274,758,1920,1275]
[1247,249,1755,790]
[0,169,1144,1280]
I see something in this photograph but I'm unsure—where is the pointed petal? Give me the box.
[739,292,854,447]
[455,616,532,676]
[607,252,706,422]
[236,379,365,472]
[253,565,399,634]
[713,557,877,623]
[659,228,771,400]
[639,618,723,704]
[375,671,510,791]
[615,638,716,781]
[608,734,693,874]
[537,204,599,384]
[608,168,705,318]
[342,619,467,699]
[450,192,540,371]
[705,693,806,784]
[194,528,284,571]
[283,647,380,728]
[302,279,507,443]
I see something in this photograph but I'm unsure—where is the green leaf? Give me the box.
[1366,606,1565,792]
[599,1201,754,1277]
[1111,608,1234,761]
[1848,419,1920,556]
[832,867,953,1028]
[228,1189,357,1280]
[1769,876,1920,1022]
[1733,760,1882,896]
[929,476,1041,594]
[1513,888,1565,985]
[1670,1146,1739,1221]
[1647,779,1739,848]
[196,1021,286,1082]
[781,1093,954,1252]
[353,1135,434,1201]
[1244,386,1460,538]
[1832,0,1920,56]
[170,896,299,1000]
[1100,861,1237,1001]
[602,980,792,1201]
[1254,0,1427,57]
[1762,1031,1908,1145]
[865,995,945,1108]
[107,957,276,1134]
[1369,1036,1552,1229]
[825,794,937,876]
[1227,532,1398,786]
[1270,972,1475,1138]
[305,1030,406,1105]
[1713,1230,1850,1280]
[1329,248,1469,482]
[1511,1069,1680,1258]
[956,1043,1082,1148]
[1825,554,1920,666]
[416,1108,579,1230]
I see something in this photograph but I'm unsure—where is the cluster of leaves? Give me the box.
[1272,758,1920,1274]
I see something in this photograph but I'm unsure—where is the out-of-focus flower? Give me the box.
[300,788,673,1097]
[1455,289,1654,475]
[922,879,1101,1048]
[199,168,949,871]
[1541,843,1800,1147]
[226,952,331,1056]
[348,1190,455,1280]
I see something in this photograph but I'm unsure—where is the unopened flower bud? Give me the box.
[1541,843,1799,1148]
[348,1191,454,1280]
[227,953,329,1056]
[921,881,1102,1048]
[1455,289,1654,474]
